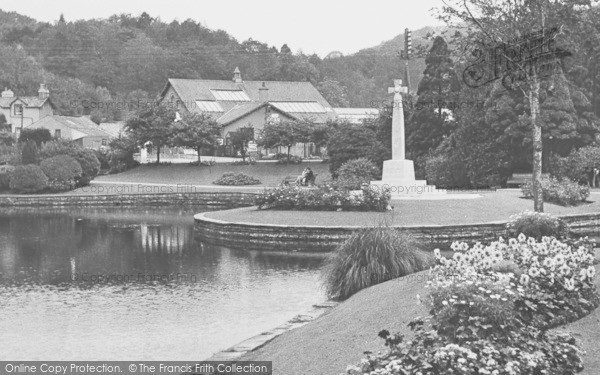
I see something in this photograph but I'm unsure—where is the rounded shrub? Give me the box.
[335,157,380,190]
[9,164,48,193]
[40,154,83,192]
[322,226,433,300]
[506,210,569,240]
[70,149,101,186]
[38,140,101,186]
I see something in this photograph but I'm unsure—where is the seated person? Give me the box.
[304,167,315,186]
[295,168,308,185]
[294,168,314,186]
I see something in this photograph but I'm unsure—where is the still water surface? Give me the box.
[0,206,325,360]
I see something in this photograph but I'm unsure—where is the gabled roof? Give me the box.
[27,116,112,139]
[217,102,268,125]
[162,78,333,111]
[19,96,51,108]
[0,96,53,109]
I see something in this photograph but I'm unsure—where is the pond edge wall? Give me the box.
[194,210,600,252]
[0,192,259,208]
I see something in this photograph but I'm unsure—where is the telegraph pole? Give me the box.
[404,28,412,94]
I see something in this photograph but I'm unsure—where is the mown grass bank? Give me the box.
[241,262,600,375]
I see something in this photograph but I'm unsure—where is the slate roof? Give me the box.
[27,116,112,140]
[333,108,380,124]
[0,96,51,108]
[217,102,268,125]
[98,122,125,138]
[164,79,333,108]
[162,78,338,124]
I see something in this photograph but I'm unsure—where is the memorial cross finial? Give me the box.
[388,79,408,97]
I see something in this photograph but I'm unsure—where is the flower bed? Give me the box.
[506,210,569,240]
[213,172,261,185]
[345,235,599,374]
[255,184,390,212]
[521,177,590,206]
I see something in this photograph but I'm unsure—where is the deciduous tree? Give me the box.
[124,102,176,163]
[172,113,221,162]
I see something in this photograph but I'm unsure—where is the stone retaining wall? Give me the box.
[0,192,258,208]
[194,211,600,252]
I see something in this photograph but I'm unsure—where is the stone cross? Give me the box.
[388,79,409,160]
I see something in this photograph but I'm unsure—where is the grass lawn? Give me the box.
[240,262,600,375]
[94,162,332,187]
[205,190,600,227]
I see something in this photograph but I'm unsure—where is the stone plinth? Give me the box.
[371,159,446,197]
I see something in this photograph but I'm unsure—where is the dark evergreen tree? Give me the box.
[21,141,38,165]
[406,36,460,176]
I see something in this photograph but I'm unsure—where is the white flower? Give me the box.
[564,277,576,291]
[587,266,596,279]
[434,249,441,258]
[518,233,527,242]
[520,274,530,285]
[528,267,541,278]
[554,254,565,265]
[558,264,571,276]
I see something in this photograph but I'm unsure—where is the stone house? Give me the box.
[25,115,112,150]
[159,68,338,157]
[0,84,54,135]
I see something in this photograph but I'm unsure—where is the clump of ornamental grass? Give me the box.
[322,226,433,300]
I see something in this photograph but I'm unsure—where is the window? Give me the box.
[102,139,107,146]
[13,104,23,116]
[54,129,61,138]
[210,90,251,101]
[195,101,224,112]
[269,102,326,113]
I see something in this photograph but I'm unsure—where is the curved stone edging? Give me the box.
[207,301,339,360]
[0,192,259,208]
[194,208,600,252]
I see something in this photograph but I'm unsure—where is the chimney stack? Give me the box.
[233,67,243,83]
[38,83,50,100]
[258,82,269,102]
[1,88,14,98]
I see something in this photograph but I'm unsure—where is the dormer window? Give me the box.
[14,104,23,115]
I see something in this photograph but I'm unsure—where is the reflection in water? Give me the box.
[0,207,326,360]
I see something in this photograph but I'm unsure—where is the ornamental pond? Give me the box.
[0,206,326,360]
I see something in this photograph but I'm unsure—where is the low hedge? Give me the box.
[255,184,391,211]
[213,172,262,185]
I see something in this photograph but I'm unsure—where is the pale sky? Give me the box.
[0,0,445,56]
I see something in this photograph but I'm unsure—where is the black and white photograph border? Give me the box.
[0,0,599,374]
